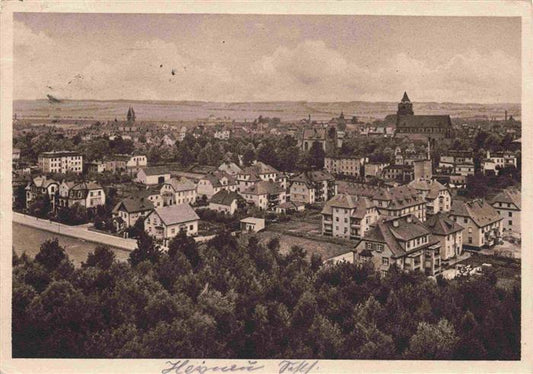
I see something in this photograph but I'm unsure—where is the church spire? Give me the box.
[397,92,414,116]
[401,91,410,102]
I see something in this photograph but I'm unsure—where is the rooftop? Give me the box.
[153,204,199,225]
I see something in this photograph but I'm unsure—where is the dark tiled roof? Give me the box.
[141,166,171,176]
[113,197,154,214]
[424,212,464,236]
[491,189,521,210]
[210,190,242,206]
[244,181,284,195]
[451,199,502,227]
[397,115,452,129]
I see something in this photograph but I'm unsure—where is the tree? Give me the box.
[129,232,162,266]
[404,319,458,359]
[168,230,200,269]
[35,239,67,272]
[242,147,255,167]
[83,245,116,270]
[28,194,52,218]
[308,141,325,170]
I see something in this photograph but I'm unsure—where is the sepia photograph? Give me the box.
[1,1,531,372]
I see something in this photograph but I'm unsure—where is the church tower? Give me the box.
[397,91,414,116]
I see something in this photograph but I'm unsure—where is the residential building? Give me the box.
[25,176,59,209]
[289,170,337,204]
[57,181,106,209]
[240,217,265,232]
[85,160,106,174]
[353,215,442,276]
[300,126,341,153]
[424,212,464,262]
[324,156,367,177]
[177,126,188,142]
[132,187,164,209]
[112,197,154,229]
[241,181,286,210]
[197,171,237,199]
[38,151,83,174]
[209,190,243,214]
[364,162,387,178]
[126,154,148,176]
[136,166,171,185]
[408,179,451,214]
[160,177,198,205]
[438,151,475,176]
[482,151,518,175]
[491,188,521,235]
[236,162,280,192]
[449,199,503,249]
[144,204,200,245]
[321,194,378,239]
[214,129,231,140]
[218,161,243,176]
[381,164,414,183]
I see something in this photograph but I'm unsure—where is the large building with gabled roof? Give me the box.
[394,92,453,141]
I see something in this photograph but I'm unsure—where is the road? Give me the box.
[12,212,138,251]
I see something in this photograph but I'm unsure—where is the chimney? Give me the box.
[486,150,491,159]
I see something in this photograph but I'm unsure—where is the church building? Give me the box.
[394,92,453,141]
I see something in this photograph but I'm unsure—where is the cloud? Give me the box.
[14,21,520,104]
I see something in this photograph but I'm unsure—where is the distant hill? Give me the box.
[13,99,521,123]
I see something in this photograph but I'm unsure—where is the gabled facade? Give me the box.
[408,178,451,214]
[112,197,154,229]
[136,166,171,185]
[197,171,237,199]
[354,215,442,276]
[25,176,59,209]
[424,212,464,261]
[449,199,503,249]
[209,190,243,215]
[57,181,106,209]
[144,204,200,245]
[160,177,198,205]
[491,189,521,234]
[321,194,378,239]
[289,170,336,204]
[241,181,286,210]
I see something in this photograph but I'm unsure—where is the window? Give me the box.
[382,257,389,265]
[508,220,512,226]
[468,227,472,233]
[468,237,472,244]
[464,218,468,224]
[508,212,512,217]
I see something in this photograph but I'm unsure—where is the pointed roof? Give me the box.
[152,204,199,225]
[401,91,410,102]
[424,212,464,236]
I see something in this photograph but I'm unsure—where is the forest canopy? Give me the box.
[12,235,520,359]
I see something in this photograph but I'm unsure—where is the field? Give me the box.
[14,99,521,123]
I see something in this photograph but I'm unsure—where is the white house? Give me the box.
[137,166,171,185]
[240,217,265,232]
[144,204,200,245]
[209,190,243,215]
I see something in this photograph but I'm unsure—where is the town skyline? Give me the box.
[15,14,521,104]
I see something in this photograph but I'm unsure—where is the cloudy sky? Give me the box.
[14,13,521,103]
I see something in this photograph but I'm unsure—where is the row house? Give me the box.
[112,196,154,230]
[482,151,518,175]
[324,156,367,178]
[57,181,106,209]
[197,171,237,199]
[354,215,442,277]
[160,177,198,205]
[437,151,475,176]
[38,151,83,175]
[321,194,378,239]
[381,165,414,183]
[25,176,59,209]
[408,179,451,214]
[490,188,521,235]
[337,183,426,222]
[289,170,336,204]
[144,204,200,246]
[241,181,286,210]
[424,212,464,262]
[449,199,503,249]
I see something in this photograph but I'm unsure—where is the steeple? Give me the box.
[397,91,414,116]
